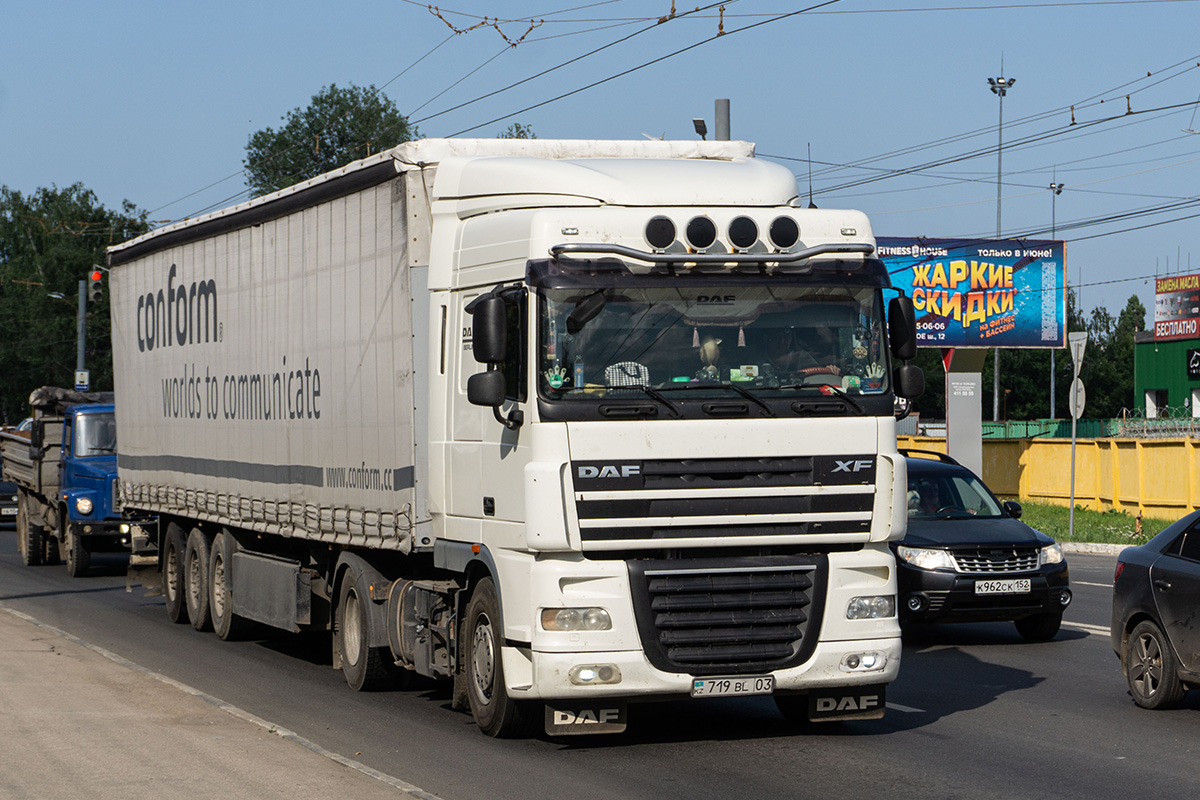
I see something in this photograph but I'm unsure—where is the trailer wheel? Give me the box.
[65,527,91,577]
[17,494,42,567]
[163,523,190,624]
[184,528,213,632]
[464,577,536,738]
[336,569,394,691]
[208,533,246,641]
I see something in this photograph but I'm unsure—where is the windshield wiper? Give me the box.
[656,382,775,417]
[606,384,682,417]
[770,382,865,415]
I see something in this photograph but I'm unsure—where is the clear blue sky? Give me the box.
[3,0,1198,318]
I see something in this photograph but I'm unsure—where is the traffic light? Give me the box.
[88,269,103,302]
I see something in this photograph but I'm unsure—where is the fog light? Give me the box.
[906,595,925,612]
[847,595,896,620]
[541,607,613,632]
[1058,589,1073,607]
[569,664,622,685]
[840,652,886,673]
[75,497,93,515]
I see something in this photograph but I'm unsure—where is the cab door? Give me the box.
[446,288,531,545]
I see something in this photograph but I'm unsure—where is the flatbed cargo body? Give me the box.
[109,139,920,737]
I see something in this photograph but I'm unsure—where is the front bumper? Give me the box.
[897,561,1070,623]
[504,635,902,702]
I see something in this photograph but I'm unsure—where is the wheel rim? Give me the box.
[471,613,497,706]
[187,550,203,609]
[342,589,363,667]
[1131,632,1163,698]
[211,553,226,619]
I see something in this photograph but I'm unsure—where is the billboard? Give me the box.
[1154,273,1200,341]
[878,237,1067,349]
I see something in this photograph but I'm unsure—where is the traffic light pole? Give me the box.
[76,279,87,374]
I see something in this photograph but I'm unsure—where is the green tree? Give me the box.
[0,184,148,422]
[244,83,418,197]
[498,122,537,139]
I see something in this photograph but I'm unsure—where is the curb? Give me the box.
[1061,542,1129,555]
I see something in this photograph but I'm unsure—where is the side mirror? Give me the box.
[470,296,507,364]
[888,295,918,361]
[1003,500,1023,519]
[467,370,506,408]
[893,363,925,400]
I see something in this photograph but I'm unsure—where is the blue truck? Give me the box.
[0,387,153,576]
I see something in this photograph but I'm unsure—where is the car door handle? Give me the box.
[1153,579,1172,591]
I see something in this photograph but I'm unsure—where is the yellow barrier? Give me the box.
[897,435,1198,520]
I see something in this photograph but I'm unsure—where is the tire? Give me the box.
[43,518,62,566]
[208,532,246,641]
[65,526,91,578]
[463,577,537,738]
[335,568,395,691]
[162,523,190,624]
[1015,612,1062,642]
[1126,620,1187,709]
[184,528,213,632]
[17,494,42,567]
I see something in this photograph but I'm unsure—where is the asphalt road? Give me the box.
[2,535,1194,800]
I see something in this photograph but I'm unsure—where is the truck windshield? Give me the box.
[537,284,889,399]
[75,413,117,457]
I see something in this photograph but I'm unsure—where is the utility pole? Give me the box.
[1049,180,1064,419]
[988,68,1015,421]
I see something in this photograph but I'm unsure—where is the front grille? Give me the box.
[952,548,1039,574]
[572,456,875,549]
[628,556,826,674]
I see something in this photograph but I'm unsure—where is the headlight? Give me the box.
[75,497,93,515]
[541,607,613,631]
[1040,543,1065,566]
[896,545,955,571]
[846,595,896,619]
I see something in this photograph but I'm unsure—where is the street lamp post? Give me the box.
[988,71,1015,421]
[1049,181,1064,419]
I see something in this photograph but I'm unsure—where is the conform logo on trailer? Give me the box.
[136,263,220,352]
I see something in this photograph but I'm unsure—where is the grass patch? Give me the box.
[1006,499,1174,545]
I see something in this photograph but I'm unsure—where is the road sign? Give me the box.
[1069,378,1086,419]
[1068,331,1087,375]
[74,370,89,392]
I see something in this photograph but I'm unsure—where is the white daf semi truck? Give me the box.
[108,138,922,737]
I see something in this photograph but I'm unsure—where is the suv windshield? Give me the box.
[75,412,117,457]
[907,470,1004,519]
[537,285,889,399]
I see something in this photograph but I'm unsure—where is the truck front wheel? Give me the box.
[163,523,190,624]
[184,528,213,632]
[464,578,536,738]
[65,527,90,577]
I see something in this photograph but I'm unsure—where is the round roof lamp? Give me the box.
[728,216,759,250]
[769,216,800,249]
[685,216,718,250]
[645,216,676,250]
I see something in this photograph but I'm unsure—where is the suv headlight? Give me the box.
[1039,543,1065,566]
[896,545,955,571]
[75,497,93,515]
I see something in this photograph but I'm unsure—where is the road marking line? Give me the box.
[1063,620,1110,636]
[0,602,445,800]
[1074,581,1112,588]
[887,702,924,713]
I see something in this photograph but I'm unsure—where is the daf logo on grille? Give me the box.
[578,465,641,479]
[832,459,872,473]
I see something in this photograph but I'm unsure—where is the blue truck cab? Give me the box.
[1,387,155,577]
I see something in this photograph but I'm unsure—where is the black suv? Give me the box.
[895,451,1072,640]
